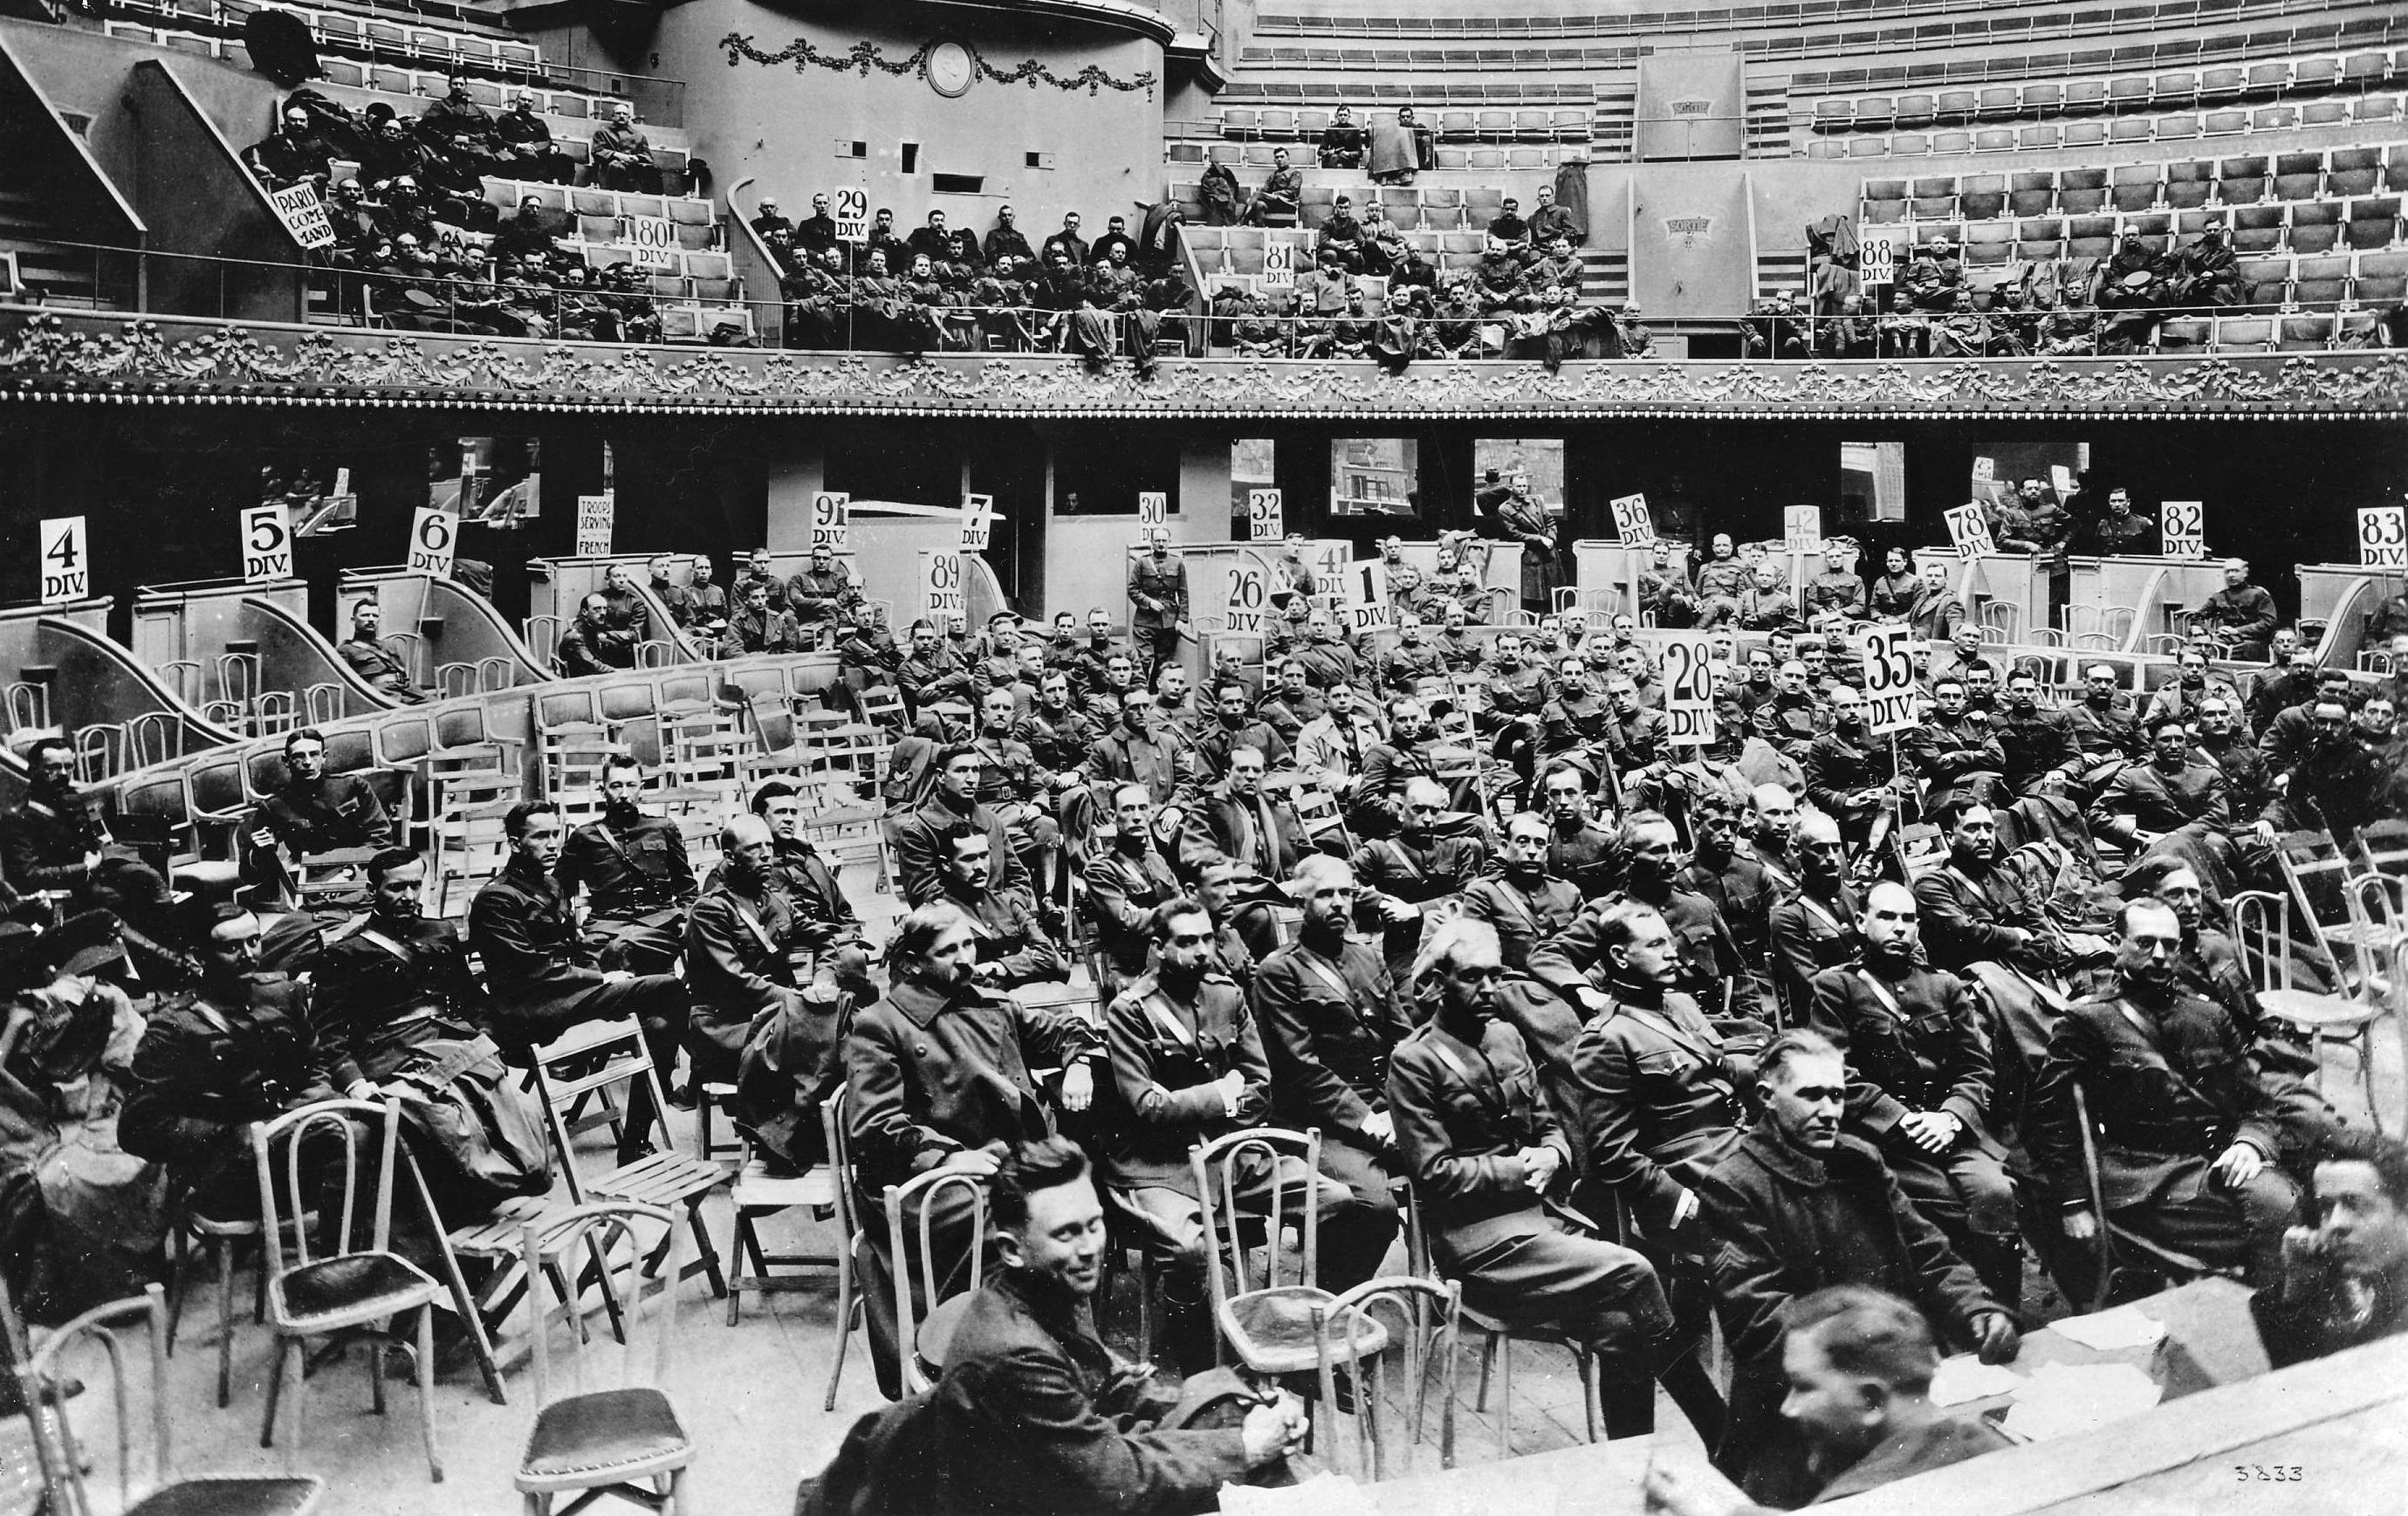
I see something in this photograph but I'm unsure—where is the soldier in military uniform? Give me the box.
[469,801,689,1138]
[1085,782,1184,998]
[970,687,1062,890]
[1288,611,1362,692]
[1071,607,1124,699]
[1254,659,1329,750]
[1100,897,1388,1369]
[1433,602,1485,675]
[1806,883,2020,1306]
[1191,679,1293,786]
[1090,687,1196,810]
[242,725,399,901]
[1252,855,1409,1270]
[680,814,813,1084]
[1179,744,1308,882]
[1380,611,1447,696]
[1392,918,1722,1438]
[722,780,872,1000]
[898,618,977,717]
[308,847,488,1099]
[335,598,430,703]
[1804,545,1867,623]
[1691,535,1753,628]
[1769,813,1858,1026]
[557,754,696,977]
[1804,686,1904,851]
[1674,792,1777,1008]
[1540,655,1614,768]
[931,823,1067,990]
[784,544,860,644]
[2087,714,2233,849]
[1350,777,1486,976]
[2031,897,2301,1284]
[1458,812,1589,1121]
[1533,812,1767,1032]
[1127,537,1188,679]
[1993,669,2080,796]
[122,907,327,1220]
[1534,760,1618,896]
[734,547,788,614]
[2063,664,2141,761]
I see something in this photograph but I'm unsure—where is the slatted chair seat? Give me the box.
[1223,1284,1392,1375]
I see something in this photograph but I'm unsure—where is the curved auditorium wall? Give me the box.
[654,0,1170,252]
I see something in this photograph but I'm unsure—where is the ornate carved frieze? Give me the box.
[1,312,2402,419]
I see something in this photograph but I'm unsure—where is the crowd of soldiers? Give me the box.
[246,86,694,341]
[1751,223,2396,360]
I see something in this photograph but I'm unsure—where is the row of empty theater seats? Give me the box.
[1201,104,1593,145]
[1172,179,1555,236]
[1802,46,2408,134]
[1187,224,1510,276]
[1865,149,2406,218]
[1810,95,2408,154]
[1170,140,1582,174]
[104,0,558,87]
[1249,0,2372,42]
[1237,43,1642,70]
[2157,307,2390,346]
[475,179,722,251]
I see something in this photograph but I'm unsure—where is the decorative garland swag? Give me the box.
[720,34,1156,97]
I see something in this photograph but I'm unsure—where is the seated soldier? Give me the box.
[467,801,690,1137]
[308,847,489,1101]
[2032,898,2302,1286]
[336,598,430,703]
[1390,918,1723,1438]
[932,823,1068,990]
[1533,811,1767,1032]
[797,1136,1307,1516]
[2250,1141,2408,1368]
[843,902,1105,1398]
[683,813,825,1087]
[1350,777,1488,978]
[1806,883,2021,1307]
[1253,854,1409,1279]
[2088,714,2232,852]
[558,593,638,676]
[1179,744,1308,882]
[892,742,1032,908]
[121,908,327,1220]
[244,725,399,899]
[557,754,696,977]
[1098,896,1388,1370]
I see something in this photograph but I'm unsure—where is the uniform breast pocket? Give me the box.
[1635,1050,1691,1092]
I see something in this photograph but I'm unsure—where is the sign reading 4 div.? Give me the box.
[241,504,292,584]
[1609,493,1657,546]
[1858,624,1919,735]
[38,516,87,604]
[407,505,459,578]
[1658,633,1718,747]
[2358,504,2407,568]
[1246,488,1283,542]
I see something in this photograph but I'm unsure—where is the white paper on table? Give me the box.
[2000,1362,2164,1441]
[1219,1471,1375,1516]
[1930,1355,2027,1407]
[2049,1304,2170,1352]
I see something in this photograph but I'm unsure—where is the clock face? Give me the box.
[928,42,974,97]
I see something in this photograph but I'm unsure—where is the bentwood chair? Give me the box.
[1311,1276,1462,1480]
[20,1284,324,1516]
[516,1203,696,1515]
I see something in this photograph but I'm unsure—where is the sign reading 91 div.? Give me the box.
[407,505,459,579]
[1221,562,1268,635]
[241,504,292,584]
[1857,623,1920,735]
[1136,490,1169,545]
[37,516,87,604]
[1658,633,1718,746]
[2358,504,2407,568]
[1246,488,1283,542]
[1609,493,1657,546]
[810,491,850,552]
[2159,501,2204,559]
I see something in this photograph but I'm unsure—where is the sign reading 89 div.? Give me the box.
[1857,623,1919,734]
[923,552,964,624]
[1658,633,1717,747]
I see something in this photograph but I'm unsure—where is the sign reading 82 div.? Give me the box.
[407,505,459,579]
[1246,488,1283,542]
[1857,623,1919,735]
[1658,633,1718,747]
[241,504,292,584]
[1609,493,1657,546]
[2358,504,2407,568]
[2160,501,2205,559]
